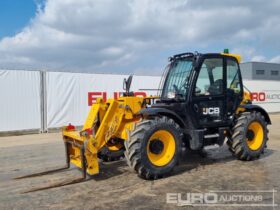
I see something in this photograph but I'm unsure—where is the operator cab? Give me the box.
[155,51,243,130]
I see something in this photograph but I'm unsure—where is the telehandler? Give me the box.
[17,50,271,192]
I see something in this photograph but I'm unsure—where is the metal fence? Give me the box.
[0,70,161,134]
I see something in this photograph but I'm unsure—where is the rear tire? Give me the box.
[124,116,183,180]
[229,111,268,160]
[98,139,125,162]
[98,147,124,162]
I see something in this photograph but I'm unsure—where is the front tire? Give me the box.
[125,116,183,179]
[229,111,268,160]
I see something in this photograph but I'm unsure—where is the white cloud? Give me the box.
[270,55,280,63]
[1,0,280,73]
[251,55,267,62]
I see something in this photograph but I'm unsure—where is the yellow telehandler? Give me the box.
[17,50,271,192]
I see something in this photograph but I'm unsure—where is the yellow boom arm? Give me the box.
[62,96,157,176]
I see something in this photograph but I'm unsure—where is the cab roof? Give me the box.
[171,52,242,64]
[221,53,241,63]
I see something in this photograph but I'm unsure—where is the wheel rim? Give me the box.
[147,130,176,166]
[107,143,123,151]
[246,121,264,151]
[106,139,124,151]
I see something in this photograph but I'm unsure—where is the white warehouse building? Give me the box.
[240,62,280,80]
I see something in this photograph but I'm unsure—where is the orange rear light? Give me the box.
[80,128,93,137]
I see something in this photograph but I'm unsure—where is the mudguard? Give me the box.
[137,107,186,128]
[239,104,271,124]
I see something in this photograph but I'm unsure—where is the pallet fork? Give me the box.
[14,142,87,193]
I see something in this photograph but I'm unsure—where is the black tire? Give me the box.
[124,116,183,180]
[226,137,235,154]
[98,146,124,162]
[229,111,268,160]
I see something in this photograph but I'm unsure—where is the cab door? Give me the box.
[190,56,227,128]
[225,57,243,117]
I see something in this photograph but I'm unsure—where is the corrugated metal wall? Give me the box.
[0,70,161,133]
[0,70,41,132]
[46,72,160,129]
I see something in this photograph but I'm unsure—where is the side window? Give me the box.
[227,59,241,93]
[195,58,223,96]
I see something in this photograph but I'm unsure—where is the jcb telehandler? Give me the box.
[17,50,271,192]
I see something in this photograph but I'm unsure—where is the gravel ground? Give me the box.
[0,114,279,210]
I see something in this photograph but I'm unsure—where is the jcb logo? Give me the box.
[202,107,220,115]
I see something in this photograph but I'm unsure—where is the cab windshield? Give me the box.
[161,59,193,100]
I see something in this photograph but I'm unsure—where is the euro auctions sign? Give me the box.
[250,92,280,101]
[87,90,280,111]
[86,80,280,113]
[88,91,147,106]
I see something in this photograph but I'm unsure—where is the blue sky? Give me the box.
[0,0,280,74]
[0,0,37,38]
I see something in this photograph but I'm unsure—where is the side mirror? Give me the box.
[123,75,133,94]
